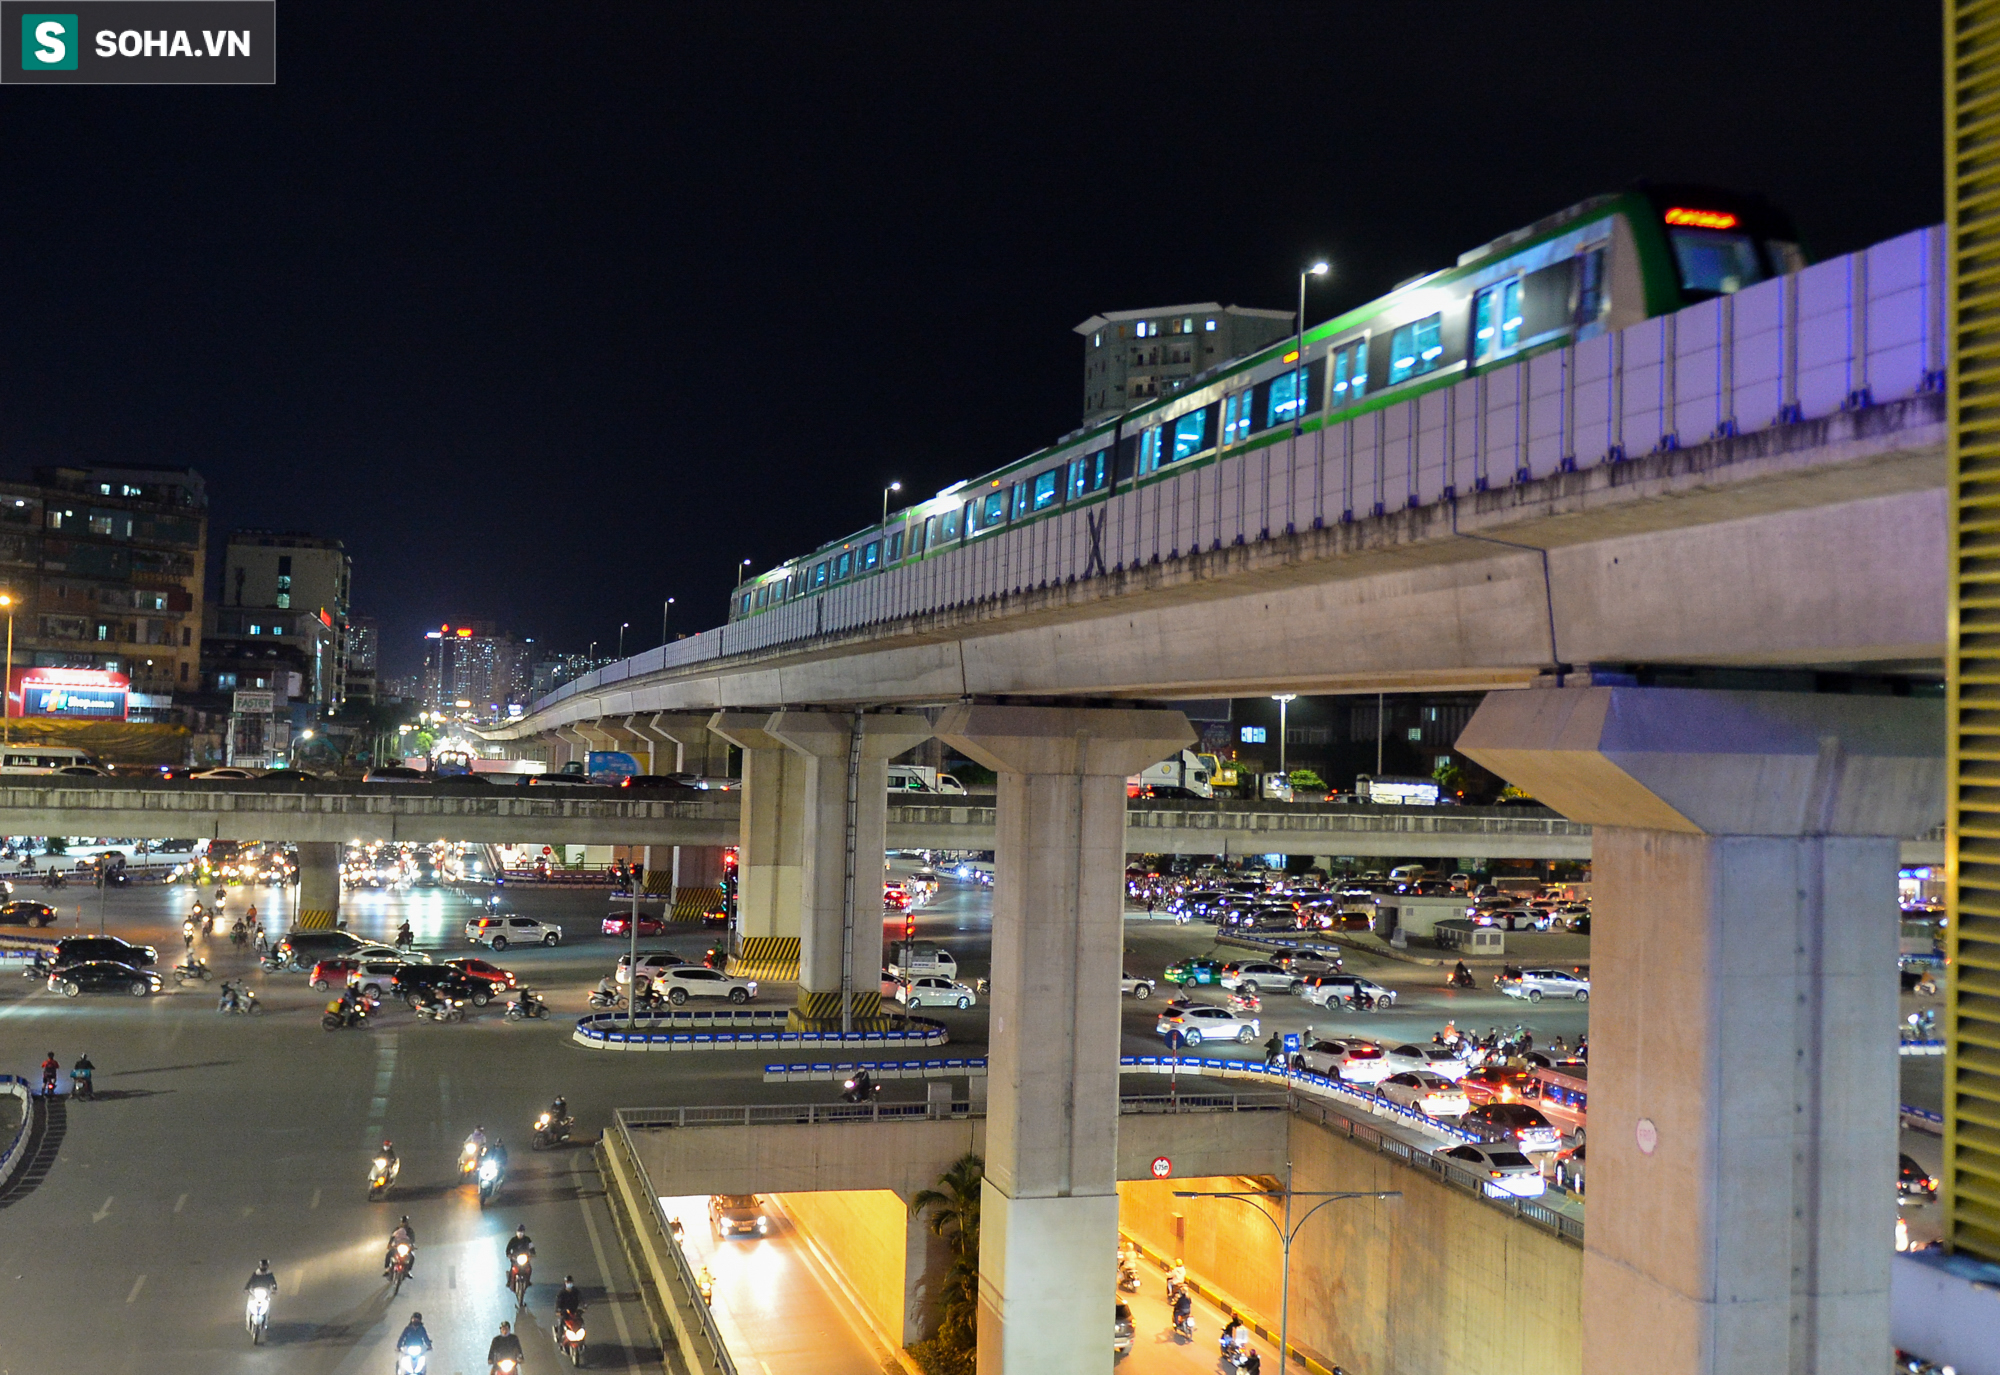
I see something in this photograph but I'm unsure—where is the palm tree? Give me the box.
[911,1152,984,1352]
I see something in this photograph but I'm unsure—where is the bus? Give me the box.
[0,745,98,775]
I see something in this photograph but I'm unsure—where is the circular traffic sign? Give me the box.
[1635,1118,1659,1156]
[1151,1156,1172,1179]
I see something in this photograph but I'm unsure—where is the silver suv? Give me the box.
[470,915,563,951]
[1500,967,1590,1002]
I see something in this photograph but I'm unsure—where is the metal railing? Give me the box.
[619,1100,962,1130]
[0,1074,38,1194]
[603,1120,736,1375]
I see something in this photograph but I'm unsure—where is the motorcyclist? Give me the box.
[550,1095,569,1124]
[71,1052,93,1099]
[504,1224,535,1282]
[39,1051,58,1097]
[219,981,240,1013]
[374,1138,399,1182]
[395,920,414,951]
[844,1067,874,1102]
[397,1312,434,1361]
[385,1216,417,1276]
[593,974,619,1001]
[482,1138,510,1187]
[1220,1312,1247,1356]
[486,1320,525,1370]
[1172,1285,1193,1332]
[245,1259,278,1297]
[1452,960,1472,987]
[555,1275,585,1326]
[1263,1031,1284,1066]
[1165,1257,1187,1298]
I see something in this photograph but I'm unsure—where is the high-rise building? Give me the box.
[345,615,378,707]
[0,466,208,720]
[218,532,352,713]
[421,624,532,719]
[1074,303,1296,427]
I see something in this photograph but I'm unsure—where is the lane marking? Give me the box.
[309,1187,321,1210]
[92,1196,113,1222]
[573,1159,643,1375]
[125,1274,145,1304]
[172,1192,187,1214]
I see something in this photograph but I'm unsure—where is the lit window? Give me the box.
[1181,318,1193,333]
[1171,408,1209,461]
[1032,470,1059,510]
[217,673,237,689]
[275,593,290,609]
[835,551,852,580]
[1268,371,1305,427]
[1223,393,1251,445]
[887,530,904,561]
[1137,428,1162,475]
[249,624,261,635]
[99,484,111,495]
[1205,319,1217,332]
[861,541,880,571]
[812,562,828,589]
[1330,339,1368,405]
[1388,313,1444,384]
[1092,331,1102,347]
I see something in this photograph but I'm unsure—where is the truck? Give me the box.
[887,941,959,980]
[887,764,967,795]
[1127,749,1214,800]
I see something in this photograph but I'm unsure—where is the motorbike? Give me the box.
[259,951,290,972]
[173,958,213,986]
[71,1066,93,1101]
[321,996,376,1031]
[459,1138,483,1181]
[508,1250,533,1303]
[218,982,263,1015]
[532,1110,573,1151]
[495,1359,520,1375]
[368,1153,401,1200]
[696,1266,714,1306]
[1117,1259,1141,1293]
[586,988,625,1010]
[414,995,465,1023]
[23,953,52,980]
[245,1287,272,1344]
[229,922,247,948]
[39,1065,57,1097]
[668,1216,686,1246]
[504,990,548,1021]
[1171,1307,1195,1340]
[396,1337,430,1374]
[387,1240,414,1296]
[554,1312,587,1365]
[841,1072,882,1105]
[477,1153,505,1206]
[1447,967,1476,989]
[1226,990,1261,1014]
[43,870,65,890]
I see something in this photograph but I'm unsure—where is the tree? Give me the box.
[1432,757,1466,796]
[910,1152,984,1359]
[1287,768,1326,791]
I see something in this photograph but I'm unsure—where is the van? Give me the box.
[1388,864,1429,883]
[887,942,957,980]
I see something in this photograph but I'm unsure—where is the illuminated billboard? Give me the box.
[9,667,130,719]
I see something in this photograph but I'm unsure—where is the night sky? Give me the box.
[0,3,1942,679]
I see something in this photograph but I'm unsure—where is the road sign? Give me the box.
[1283,1032,1301,1054]
[1150,1156,1171,1179]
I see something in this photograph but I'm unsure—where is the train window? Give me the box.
[887,530,904,562]
[943,508,962,541]
[1032,470,1060,510]
[1171,408,1208,462]
[1388,313,1443,384]
[834,551,851,580]
[1136,427,1163,476]
[1012,481,1032,519]
[861,541,880,571]
[976,491,1006,530]
[1472,281,1523,363]
[1222,392,1251,445]
[1069,450,1108,498]
[1268,370,1307,427]
[1669,229,1765,297]
[1330,339,1368,406]
[1576,250,1607,327]
[754,586,769,609]
[812,562,828,590]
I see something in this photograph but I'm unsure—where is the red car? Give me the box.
[603,913,668,938]
[883,883,912,910]
[445,957,517,991]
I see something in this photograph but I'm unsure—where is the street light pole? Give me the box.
[1,593,13,745]
[881,480,902,528]
[661,597,675,647]
[1293,262,1329,437]
[1174,1184,1400,1374]
[736,558,752,587]
[617,622,629,660]
[1272,694,1297,781]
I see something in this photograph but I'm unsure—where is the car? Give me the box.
[894,975,977,1010]
[1380,1043,1471,1079]
[275,928,370,966]
[52,763,114,777]
[362,766,429,783]
[883,882,913,910]
[1298,974,1397,1009]
[655,966,758,1004]
[525,773,614,790]
[602,912,669,938]
[311,949,433,997]
[1271,948,1344,976]
[1499,968,1592,1003]
[1376,1071,1472,1117]
[0,900,59,928]
[191,767,259,780]
[1899,1153,1937,1202]
[1460,1065,1539,1105]
[710,1194,767,1238]
[617,774,703,793]
[1154,1003,1261,1047]
[1217,961,1300,995]
[1162,957,1225,986]
[616,951,689,988]
[1462,1102,1563,1152]
[469,915,563,950]
[1438,1142,1546,1198]
[444,957,518,992]
[51,959,161,997]
[51,934,157,969]
[1474,908,1538,932]
[390,964,487,1004]
[1121,972,1157,1000]
[1292,1038,1393,1083]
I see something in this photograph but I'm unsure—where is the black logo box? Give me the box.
[2,1,274,84]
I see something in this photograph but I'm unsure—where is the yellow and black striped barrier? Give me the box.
[728,936,799,983]
[792,988,883,1024]
[670,887,723,921]
[295,909,337,931]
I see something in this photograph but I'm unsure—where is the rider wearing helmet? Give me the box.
[398,1311,433,1358]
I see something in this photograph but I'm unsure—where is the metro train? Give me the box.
[727,183,1804,625]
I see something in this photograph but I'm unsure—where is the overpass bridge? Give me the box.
[469,225,1954,1375]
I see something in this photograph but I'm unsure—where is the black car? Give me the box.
[275,928,369,966]
[390,964,486,1005]
[53,960,161,997]
[52,935,157,968]
[1899,1153,1937,1201]
[0,900,59,928]
[619,775,704,795]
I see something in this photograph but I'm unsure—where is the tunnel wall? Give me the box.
[777,1188,927,1345]
[1118,1113,1582,1375]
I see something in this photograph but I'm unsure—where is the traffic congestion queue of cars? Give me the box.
[1130,862,1592,935]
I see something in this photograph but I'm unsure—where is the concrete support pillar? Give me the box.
[1458,687,1944,1375]
[296,840,342,929]
[763,710,933,1023]
[934,703,1193,1375]
[709,713,807,942]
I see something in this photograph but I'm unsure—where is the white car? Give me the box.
[1438,1142,1546,1198]
[1380,1043,1470,1080]
[1376,1071,1471,1118]
[1298,974,1397,1009]
[655,966,758,1005]
[1154,1003,1261,1047]
[1291,1038,1393,1084]
[1218,961,1300,995]
[617,951,688,988]
[1500,967,1591,1002]
[895,976,976,1010]
[1121,972,1157,1000]
[473,915,562,951]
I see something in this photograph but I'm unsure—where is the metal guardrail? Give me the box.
[601,1120,736,1375]
[0,1074,36,1194]
[619,1089,1287,1131]
[573,1011,949,1052]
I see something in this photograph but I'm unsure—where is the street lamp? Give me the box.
[661,596,676,647]
[0,592,13,745]
[736,558,753,587]
[1272,694,1298,781]
[1293,262,1329,435]
[881,480,902,527]
[1174,1184,1400,1375]
[617,622,630,660]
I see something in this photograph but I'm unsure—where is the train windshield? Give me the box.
[1668,228,1767,297]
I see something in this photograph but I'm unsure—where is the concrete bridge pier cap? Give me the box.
[934,702,1194,1375]
[1457,686,1944,1375]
